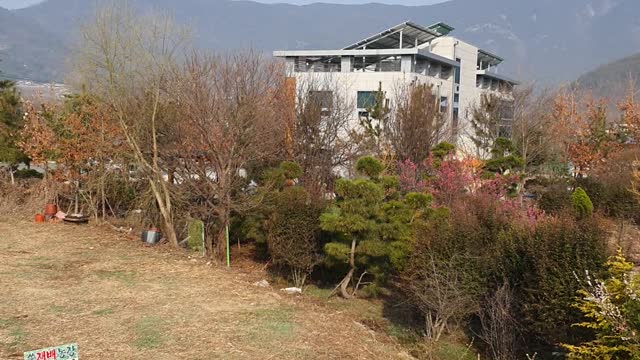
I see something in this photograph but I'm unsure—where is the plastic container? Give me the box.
[141,229,163,245]
[44,204,58,216]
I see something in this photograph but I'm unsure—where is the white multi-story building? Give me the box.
[274,21,519,150]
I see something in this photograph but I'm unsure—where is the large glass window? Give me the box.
[454,58,461,84]
[499,100,515,138]
[357,91,377,109]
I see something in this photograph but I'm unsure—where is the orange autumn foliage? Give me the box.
[18,102,58,168]
[551,90,621,177]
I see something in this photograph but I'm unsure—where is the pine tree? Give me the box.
[320,156,432,298]
[484,137,524,174]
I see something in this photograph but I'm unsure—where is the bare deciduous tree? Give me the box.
[74,2,188,246]
[504,86,559,200]
[172,52,287,260]
[467,93,511,158]
[404,251,481,342]
[478,282,518,360]
[290,76,356,194]
[386,82,448,163]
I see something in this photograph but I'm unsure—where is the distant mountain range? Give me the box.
[0,0,639,85]
[0,6,66,82]
[574,52,640,101]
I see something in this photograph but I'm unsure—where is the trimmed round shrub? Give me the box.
[571,187,594,218]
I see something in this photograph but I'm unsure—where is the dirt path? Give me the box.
[0,221,403,359]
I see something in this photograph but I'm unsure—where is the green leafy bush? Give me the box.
[267,186,326,288]
[261,161,303,189]
[278,161,303,180]
[484,137,524,174]
[502,215,608,348]
[403,188,608,356]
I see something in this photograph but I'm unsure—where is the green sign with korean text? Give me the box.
[24,343,78,360]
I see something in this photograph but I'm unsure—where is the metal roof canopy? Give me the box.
[477,49,504,66]
[343,21,454,51]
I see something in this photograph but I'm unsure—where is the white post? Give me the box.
[341,56,352,73]
[401,55,413,73]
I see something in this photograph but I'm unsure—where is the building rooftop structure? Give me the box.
[274,20,519,154]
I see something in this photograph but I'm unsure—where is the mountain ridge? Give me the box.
[0,5,66,82]
[574,52,640,101]
[1,0,638,84]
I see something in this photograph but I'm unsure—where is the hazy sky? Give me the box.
[0,0,42,9]
[0,0,448,10]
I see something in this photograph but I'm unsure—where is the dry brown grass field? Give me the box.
[0,221,409,359]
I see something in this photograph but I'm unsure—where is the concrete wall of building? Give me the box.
[290,70,455,133]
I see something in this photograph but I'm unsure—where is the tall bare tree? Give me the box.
[510,86,554,174]
[290,76,356,194]
[466,93,514,158]
[171,52,287,260]
[478,283,518,360]
[386,82,448,163]
[73,2,188,246]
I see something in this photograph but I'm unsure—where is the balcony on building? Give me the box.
[475,49,519,94]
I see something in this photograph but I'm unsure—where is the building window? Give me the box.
[440,96,449,114]
[499,123,512,138]
[499,100,515,138]
[454,58,461,84]
[357,91,377,109]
